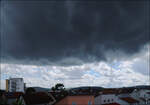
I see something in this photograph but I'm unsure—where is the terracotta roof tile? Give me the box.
[140,98,146,102]
[117,88,134,94]
[5,92,24,98]
[23,92,53,105]
[102,103,120,105]
[147,92,150,94]
[100,89,117,95]
[120,97,139,103]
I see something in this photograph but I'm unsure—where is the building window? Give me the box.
[108,99,110,102]
[88,101,92,105]
[72,102,77,105]
[104,100,106,102]
[112,99,113,102]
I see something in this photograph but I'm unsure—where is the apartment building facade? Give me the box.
[6,78,25,92]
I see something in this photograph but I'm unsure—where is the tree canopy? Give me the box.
[51,83,65,91]
[25,87,36,94]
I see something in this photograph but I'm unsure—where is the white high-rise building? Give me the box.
[6,78,25,92]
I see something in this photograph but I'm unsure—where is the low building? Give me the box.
[130,89,150,105]
[95,89,120,105]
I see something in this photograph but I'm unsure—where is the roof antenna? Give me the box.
[110,62,114,88]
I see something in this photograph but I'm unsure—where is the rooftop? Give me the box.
[23,92,53,105]
[140,97,146,102]
[102,103,120,105]
[5,92,24,99]
[120,97,139,103]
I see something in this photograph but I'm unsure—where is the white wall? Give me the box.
[95,94,117,105]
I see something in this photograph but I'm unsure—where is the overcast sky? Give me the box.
[1,0,150,89]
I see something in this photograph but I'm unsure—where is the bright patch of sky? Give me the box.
[109,62,121,70]
[86,69,100,77]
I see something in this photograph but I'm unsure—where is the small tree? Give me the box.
[51,83,68,98]
[51,83,65,92]
[0,93,8,105]
[55,83,65,91]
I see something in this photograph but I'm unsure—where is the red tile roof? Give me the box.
[99,88,134,95]
[100,89,117,95]
[23,92,53,105]
[120,97,139,103]
[147,92,150,94]
[140,97,146,102]
[5,92,24,98]
[117,88,134,94]
[102,103,120,105]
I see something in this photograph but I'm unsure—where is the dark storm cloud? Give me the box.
[1,0,149,64]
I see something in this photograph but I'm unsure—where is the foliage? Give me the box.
[25,87,36,94]
[51,83,65,91]
[0,94,8,105]
[12,99,24,105]
[51,83,68,98]
[0,99,8,105]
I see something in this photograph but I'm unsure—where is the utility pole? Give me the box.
[110,63,112,84]
[0,0,5,90]
[0,0,2,90]
[0,58,1,90]
[147,0,150,86]
[110,62,114,88]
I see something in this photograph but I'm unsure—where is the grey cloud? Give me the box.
[131,51,149,76]
[1,0,149,65]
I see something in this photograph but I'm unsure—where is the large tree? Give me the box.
[25,87,36,94]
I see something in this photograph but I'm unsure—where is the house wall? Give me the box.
[94,95,101,105]
[95,94,139,105]
[55,97,68,105]
[95,94,117,105]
